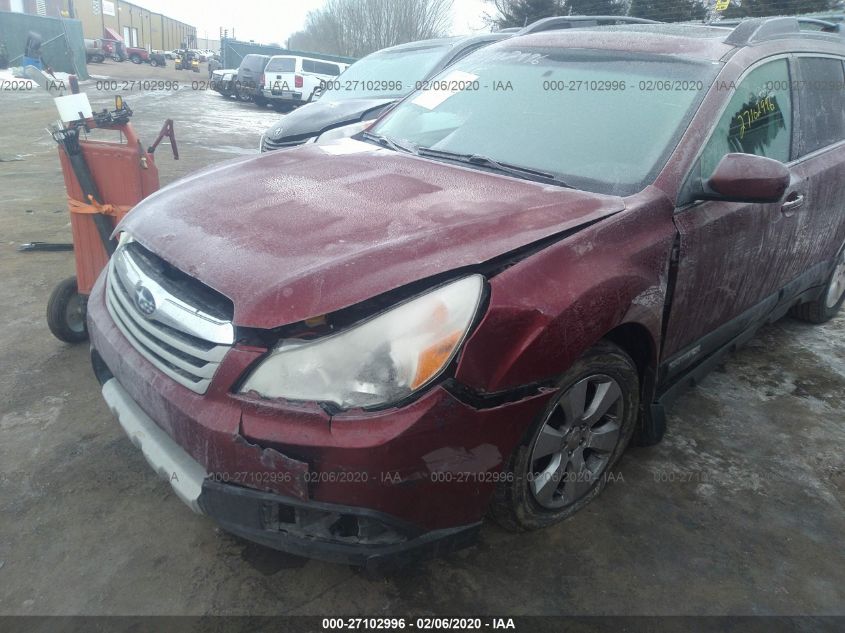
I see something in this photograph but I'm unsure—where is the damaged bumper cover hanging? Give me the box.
[97,372,485,570]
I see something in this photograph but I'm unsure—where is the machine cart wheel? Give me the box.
[47,276,89,343]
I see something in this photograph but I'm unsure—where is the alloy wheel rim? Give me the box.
[65,294,86,334]
[529,374,623,510]
[826,248,845,309]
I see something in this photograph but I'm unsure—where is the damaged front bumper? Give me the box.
[99,375,479,570]
[87,273,555,568]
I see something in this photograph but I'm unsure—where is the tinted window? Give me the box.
[795,57,845,156]
[302,59,315,73]
[242,55,269,72]
[266,57,296,73]
[314,61,341,76]
[700,60,792,178]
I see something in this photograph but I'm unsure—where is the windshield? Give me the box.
[371,48,720,195]
[320,43,452,101]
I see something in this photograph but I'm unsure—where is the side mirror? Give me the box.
[700,153,790,204]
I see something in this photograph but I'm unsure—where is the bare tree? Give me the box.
[288,0,455,58]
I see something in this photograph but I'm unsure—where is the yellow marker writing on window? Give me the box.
[715,0,731,11]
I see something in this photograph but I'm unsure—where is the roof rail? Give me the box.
[517,15,660,36]
[722,16,841,45]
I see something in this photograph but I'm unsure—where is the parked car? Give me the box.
[260,33,510,151]
[125,47,151,64]
[88,17,845,570]
[259,54,346,110]
[234,53,270,103]
[210,68,239,96]
[84,38,105,63]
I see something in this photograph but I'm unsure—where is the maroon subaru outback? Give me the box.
[88,18,845,570]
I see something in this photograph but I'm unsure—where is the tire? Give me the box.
[790,241,845,324]
[150,58,159,67]
[254,95,267,107]
[47,277,89,344]
[92,54,104,63]
[130,54,142,64]
[490,340,639,532]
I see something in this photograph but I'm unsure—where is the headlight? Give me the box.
[239,275,485,409]
[315,120,370,145]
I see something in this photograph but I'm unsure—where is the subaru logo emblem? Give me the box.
[134,284,156,317]
[272,127,284,140]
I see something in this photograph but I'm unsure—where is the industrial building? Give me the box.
[0,0,195,50]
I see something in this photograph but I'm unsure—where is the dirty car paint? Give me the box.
[118,140,626,329]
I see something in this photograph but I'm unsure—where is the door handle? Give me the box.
[781,193,804,216]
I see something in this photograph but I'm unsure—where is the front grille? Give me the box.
[261,135,313,152]
[105,241,235,394]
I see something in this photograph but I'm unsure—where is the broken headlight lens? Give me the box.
[239,275,485,409]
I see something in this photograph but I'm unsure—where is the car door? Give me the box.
[301,58,320,97]
[661,57,805,375]
[785,55,845,285]
[309,60,341,100]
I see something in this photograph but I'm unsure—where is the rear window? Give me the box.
[242,55,269,71]
[266,57,296,73]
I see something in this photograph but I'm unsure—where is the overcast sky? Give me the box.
[131,0,491,45]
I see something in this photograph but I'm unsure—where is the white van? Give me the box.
[261,55,344,110]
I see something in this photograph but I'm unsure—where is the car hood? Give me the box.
[119,139,626,329]
[266,97,395,141]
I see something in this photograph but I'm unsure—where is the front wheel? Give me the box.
[791,242,845,324]
[490,341,638,531]
[150,58,159,67]
[130,54,141,64]
[47,276,89,343]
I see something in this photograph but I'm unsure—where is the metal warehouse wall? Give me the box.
[0,10,88,78]
[221,38,356,70]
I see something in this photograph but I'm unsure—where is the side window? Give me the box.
[302,59,315,73]
[700,59,793,178]
[315,61,340,76]
[795,57,845,156]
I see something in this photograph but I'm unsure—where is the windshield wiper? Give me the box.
[416,147,572,188]
[360,131,418,155]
